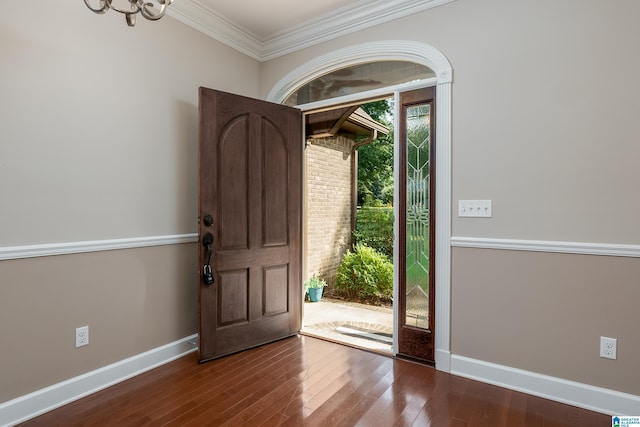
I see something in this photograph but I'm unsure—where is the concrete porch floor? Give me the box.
[301,297,394,353]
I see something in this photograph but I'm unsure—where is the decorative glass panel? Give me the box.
[284,61,435,106]
[405,104,430,329]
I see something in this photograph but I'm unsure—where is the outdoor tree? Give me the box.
[357,99,394,206]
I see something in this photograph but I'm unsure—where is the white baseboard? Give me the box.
[451,354,640,416]
[435,349,451,372]
[0,334,198,427]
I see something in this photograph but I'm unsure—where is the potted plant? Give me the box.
[304,275,326,302]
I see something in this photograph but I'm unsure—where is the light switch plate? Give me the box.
[458,200,492,217]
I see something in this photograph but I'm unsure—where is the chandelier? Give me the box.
[84,0,173,27]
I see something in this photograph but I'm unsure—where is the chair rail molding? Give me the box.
[451,236,640,258]
[0,234,198,261]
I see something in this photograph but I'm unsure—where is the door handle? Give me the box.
[202,232,214,249]
[202,232,214,285]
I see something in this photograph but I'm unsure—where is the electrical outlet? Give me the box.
[76,326,89,348]
[600,336,616,360]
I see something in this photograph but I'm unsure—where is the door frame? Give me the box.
[267,41,452,372]
[396,87,437,363]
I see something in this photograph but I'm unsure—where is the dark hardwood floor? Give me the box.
[20,335,609,426]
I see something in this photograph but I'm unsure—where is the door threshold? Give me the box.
[299,329,393,357]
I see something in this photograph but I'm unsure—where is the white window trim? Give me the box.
[267,40,453,372]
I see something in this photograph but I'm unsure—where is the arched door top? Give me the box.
[267,40,453,104]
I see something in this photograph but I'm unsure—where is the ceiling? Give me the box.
[167,0,454,61]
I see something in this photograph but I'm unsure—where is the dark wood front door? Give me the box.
[397,87,436,363]
[198,88,303,362]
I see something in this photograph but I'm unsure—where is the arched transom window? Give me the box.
[283,60,435,106]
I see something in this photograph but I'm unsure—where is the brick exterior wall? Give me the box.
[306,135,355,287]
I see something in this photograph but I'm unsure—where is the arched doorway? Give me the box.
[268,41,453,371]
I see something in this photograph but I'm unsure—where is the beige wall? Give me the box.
[1,2,260,246]
[0,244,197,402]
[0,2,259,403]
[260,0,640,244]
[305,136,354,286]
[452,247,640,396]
[260,0,640,396]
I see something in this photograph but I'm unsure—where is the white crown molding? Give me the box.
[451,354,640,416]
[0,234,198,261]
[167,0,262,60]
[0,334,198,427]
[168,0,455,62]
[451,236,640,258]
[260,0,456,61]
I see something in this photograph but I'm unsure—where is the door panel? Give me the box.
[264,265,289,315]
[198,88,302,362]
[217,269,249,326]
[397,87,436,363]
[218,119,249,250]
[263,128,289,246]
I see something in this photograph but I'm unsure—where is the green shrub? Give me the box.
[353,207,394,259]
[335,244,393,302]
